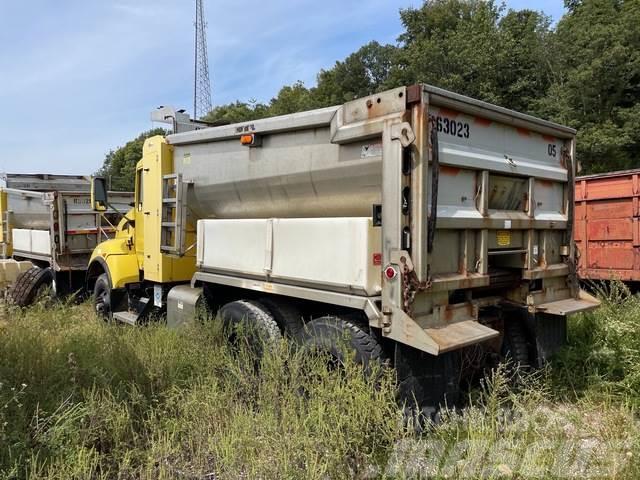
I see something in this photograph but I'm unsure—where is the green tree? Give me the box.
[539,0,640,173]
[201,100,270,124]
[390,0,554,114]
[98,128,165,191]
[268,81,317,116]
[390,0,505,104]
[313,41,399,105]
[496,9,553,114]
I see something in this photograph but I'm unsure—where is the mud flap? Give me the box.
[529,290,599,367]
[527,312,567,368]
[394,343,461,417]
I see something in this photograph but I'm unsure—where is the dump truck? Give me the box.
[87,85,599,413]
[0,174,132,305]
[575,168,640,282]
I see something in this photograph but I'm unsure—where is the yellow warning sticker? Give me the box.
[496,230,511,247]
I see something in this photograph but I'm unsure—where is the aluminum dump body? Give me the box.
[575,169,640,281]
[168,87,573,222]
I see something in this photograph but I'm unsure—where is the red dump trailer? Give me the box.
[575,169,640,281]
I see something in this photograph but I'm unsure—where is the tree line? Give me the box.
[100,0,640,190]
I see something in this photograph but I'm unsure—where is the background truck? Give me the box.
[87,84,599,415]
[575,168,640,283]
[0,174,132,306]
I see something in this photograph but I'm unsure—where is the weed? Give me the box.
[0,288,639,479]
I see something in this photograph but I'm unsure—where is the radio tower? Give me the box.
[193,0,212,119]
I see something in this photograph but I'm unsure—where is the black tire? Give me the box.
[93,273,112,320]
[395,344,461,428]
[219,300,281,355]
[9,267,53,307]
[301,316,387,375]
[258,297,305,340]
[501,319,531,370]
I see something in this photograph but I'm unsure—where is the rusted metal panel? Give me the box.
[575,168,640,281]
[587,199,633,219]
[587,218,633,240]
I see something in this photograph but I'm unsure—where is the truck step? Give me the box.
[113,311,139,326]
[426,320,499,354]
[536,291,600,316]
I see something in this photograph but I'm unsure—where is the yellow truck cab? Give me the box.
[87,136,196,322]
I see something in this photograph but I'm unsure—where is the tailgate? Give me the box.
[58,191,133,254]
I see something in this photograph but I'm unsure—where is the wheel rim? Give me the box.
[35,283,49,301]
[95,289,109,317]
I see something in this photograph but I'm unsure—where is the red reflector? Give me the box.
[372,253,382,266]
[384,266,397,280]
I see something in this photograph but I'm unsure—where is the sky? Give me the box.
[0,0,565,176]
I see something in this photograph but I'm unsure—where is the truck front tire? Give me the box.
[93,273,112,320]
[9,266,53,307]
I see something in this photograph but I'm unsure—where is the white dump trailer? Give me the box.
[88,85,599,415]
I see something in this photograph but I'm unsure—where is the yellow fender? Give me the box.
[86,238,140,290]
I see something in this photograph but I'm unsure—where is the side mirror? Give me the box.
[91,176,108,212]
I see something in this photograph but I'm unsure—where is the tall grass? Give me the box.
[552,281,640,406]
[0,302,404,479]
[0,283,639,479]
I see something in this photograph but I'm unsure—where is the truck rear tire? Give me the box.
[258,297,305,341]
[93,273,112,320]
[301,316,387,375]
[219,300,281,355]
[9,266,53,307]
[501,319,532,370]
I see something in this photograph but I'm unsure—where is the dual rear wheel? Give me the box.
[217,299,451,424]
[219,300,385,374]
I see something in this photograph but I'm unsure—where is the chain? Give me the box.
[401,257,432,315]
[565,255,579,292]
